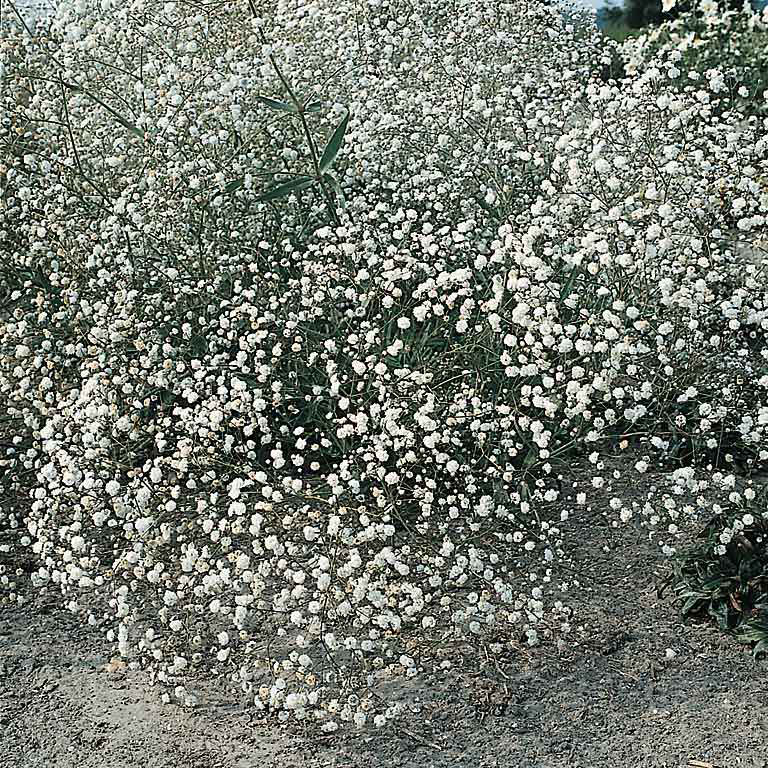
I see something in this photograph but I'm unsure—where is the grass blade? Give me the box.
[323,173,346,209]
[62,82,142,138]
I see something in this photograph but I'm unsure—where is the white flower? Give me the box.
[135,517,153,535]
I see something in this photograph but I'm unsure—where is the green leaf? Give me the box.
[560,268,580,302]
[304,101,324,113]
[319,109,350,174]
[323,173,346,209]
[224,178,245,194]
[238,373,261,390]
[63,82,143,138]
[257,176,314,202]
[709,601,731,631]
[681,595,703,616]
[738,625,768,642]
[522,447,538,469]
[189,335,207,356]
[256,95,298,113]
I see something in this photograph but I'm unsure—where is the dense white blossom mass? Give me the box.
[1,0,767,728]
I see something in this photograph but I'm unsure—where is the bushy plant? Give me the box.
[621,1,768,116]
[666,484,768,656]
[1,0,767,729]
[622,0,752,29]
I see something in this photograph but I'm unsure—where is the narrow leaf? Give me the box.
[256,95,297,113]
[257,176,314,202]
[303,101,324,113]
[225,178,245,194]
[63,82,142,138]
[560,268,579,301]
[323,173,346,209]
[319,109,350,174]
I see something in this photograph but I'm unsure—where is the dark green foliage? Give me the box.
[666,490,768,657]
[598,3,626,25]
[598,44,628,80]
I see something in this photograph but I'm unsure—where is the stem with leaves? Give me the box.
[245,2,346,227]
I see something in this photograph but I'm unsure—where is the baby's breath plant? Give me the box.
[622,0,768,116]
[1,0,768,728]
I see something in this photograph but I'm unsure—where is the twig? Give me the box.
[399,727,443,751]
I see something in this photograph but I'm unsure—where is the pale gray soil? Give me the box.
[3,477,768,768]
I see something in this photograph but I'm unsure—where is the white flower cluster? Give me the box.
[1,0,766,727]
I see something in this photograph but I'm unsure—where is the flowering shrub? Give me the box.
[1,0,767,728]
[621,0,768,116]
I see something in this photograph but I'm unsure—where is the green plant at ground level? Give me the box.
[666,486,768,656]
[602,21,644,43]
[622,0,756,29]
